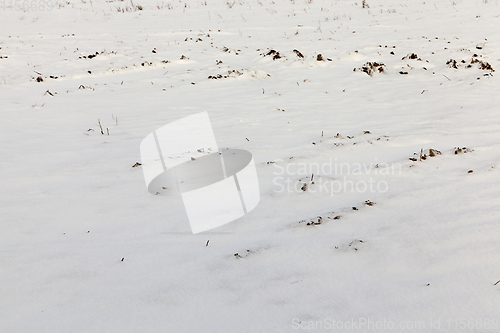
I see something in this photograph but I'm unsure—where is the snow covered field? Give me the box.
[1,0,500,331]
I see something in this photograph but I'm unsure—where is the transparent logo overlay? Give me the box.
[140,112,260,233]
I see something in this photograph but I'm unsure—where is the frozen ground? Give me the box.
[1,0,500,331]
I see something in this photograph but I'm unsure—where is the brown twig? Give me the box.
[98,119,104,134]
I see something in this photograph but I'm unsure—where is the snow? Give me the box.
[1,0,500,331]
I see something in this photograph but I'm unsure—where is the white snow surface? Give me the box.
[1,0,500,331]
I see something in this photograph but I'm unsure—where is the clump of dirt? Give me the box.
[208,69,270,80]
[293,49,304,58]
[263,49,282,60]
[409,147,474,162]
[306,216,322,226]
[428,149,441,157]
[79,50,116,59]
[402,53,421,60]
[454,147,473,154]
[447,59,459,69]
[221,46,239,55]
[475,59,494,71]
[448,57,494,72]
[409,148,442,161]
[298,211,341,226]
[79,52,101,59]
[355,62,386,76]
[208,69,244,79]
